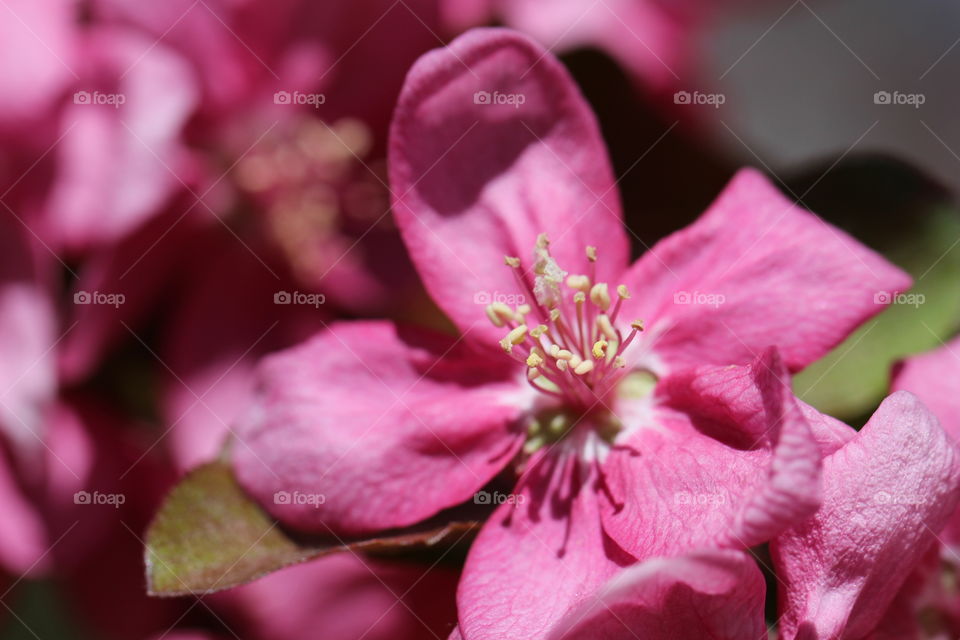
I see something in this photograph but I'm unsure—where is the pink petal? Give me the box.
[160,234,325,471]
[212,553,459,640]
[0,215,56,453]
[44,28,198,251]
[499,0,687,92]
[0,446,48,575]
[620,168,911,374]
[600,348,821,558]
[546,550,766,640]
[389,28,627,346]
[457,460,626,640]
[0,0,76,123]
[232,321,527,535]
[772,391,960,640]
[892,335,960,440]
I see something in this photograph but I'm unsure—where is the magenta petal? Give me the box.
[892,335,960,440]
[457,463,626,640]
[600,348,821,558]
[620,168,911,373]
[546,550,766,640]
[390,28,627,345]
[212,553,459,640]
[772,391,960,640]
[45,28,198,251]
[232,321,526,535]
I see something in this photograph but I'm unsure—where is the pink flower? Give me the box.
[771,391,960,639]
[231,28,909,638]
[210,553,459,640]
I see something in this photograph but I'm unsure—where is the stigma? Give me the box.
[485,234,643,411]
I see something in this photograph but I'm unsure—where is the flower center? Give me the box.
[485,234,645,436]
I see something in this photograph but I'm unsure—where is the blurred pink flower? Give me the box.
[230,28,909,638]
[771,391,960,639]
[210,553,459,640]
[0,211,56,455]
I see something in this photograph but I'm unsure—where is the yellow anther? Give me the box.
[527,367,541,380]
[556,359,569,372]
[499,325,528,352]
[631,319,645,331]
[555,349,574,361]
[596,314,618,341]
[504,256,520,268]
[617,284,631,299]
[549,344,561,357]
[516,304,531,317]
[574,360,595,375]
[590,283,611,311]
[565,274,591,292]
[573,291,586,304]
[592,339,608,359]
[569,354,583,369]
[526,352,544,368]
[549,309,561,322]
[586,246,597,262]
[530,324,548,338]
[536,233,550,249]
[485,302,515,327]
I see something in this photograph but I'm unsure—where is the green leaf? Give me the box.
[145,461,477,596]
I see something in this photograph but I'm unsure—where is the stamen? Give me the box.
[592,339,608,359]
[596,314,618,341]
[617,284,630,299]
[526,352,544,368]
[589,283,611,311]
[586,246,597,262]
[485,302,515,327]
[500,325,528,353]
[574,360,594,375]
[566,275,591,292]
[505,256,520,268]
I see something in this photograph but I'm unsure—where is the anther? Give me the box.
[589,283,611,311]
[504,256,520,268]
[574,360,594,375]
[485,302,515,327]
[617,284,630,299]
[526,352,544,368]
[592,339,608,359]
[586,246,597,262]
[500,325,528,352]
[566,274,591,292]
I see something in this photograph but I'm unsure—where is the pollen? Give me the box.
[484,237,645,411]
